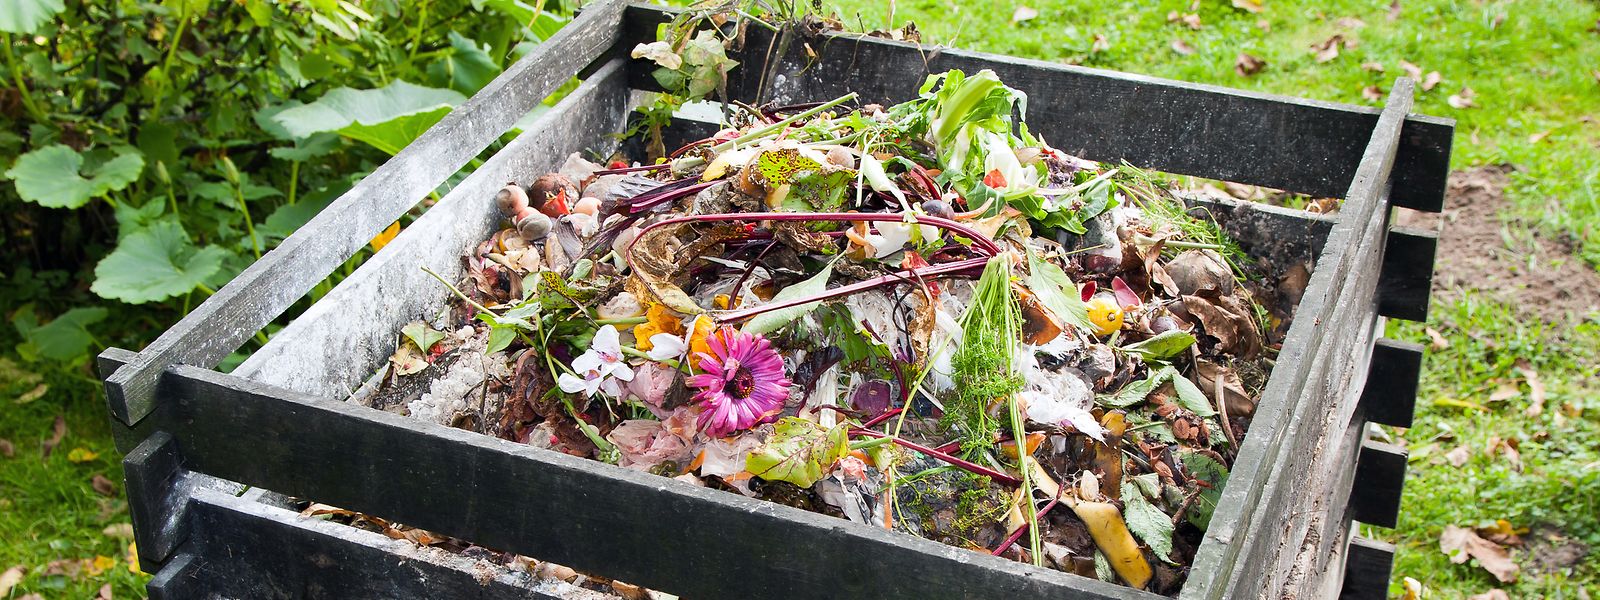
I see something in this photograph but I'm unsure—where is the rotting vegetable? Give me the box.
[370,44,1298,596]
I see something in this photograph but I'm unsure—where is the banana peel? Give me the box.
[1029,457,1153,589]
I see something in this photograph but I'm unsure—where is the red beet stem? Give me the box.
[594,163,670,176]
[991,490,1062,557]
[717,257,987,323]
[849,429,1022,486]
[860,408,903,428]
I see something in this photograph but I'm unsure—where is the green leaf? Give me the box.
[740,261,835,335]
[486,323,517,354]
[1025,252,1095,331]
[1099,369,1172,408]
[112,200,167,240]
[745,418,849,488]
[1122,330,1197,361]
[426,32,500,95]
[0,0,64,34]
[401,322,447,353]
[1180,451,1230,529]
[1121,481,1176,563]
[1167,368,1217,417]
[271,81,465,154]
[13,306,106,362]
[269,132,341,162]
[91,220,230,304]
[5,145,144,209]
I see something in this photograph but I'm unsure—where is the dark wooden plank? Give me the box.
[621,5,1453,211]
[1183,79,1413,600]
[1339,536,1396,600]
[1350,440,1408,529]
[145,552,202,600]
[101,0,629,425]
[179,488,582,599]
[139,364,1156,600]
[1377,226,1438,322]
[1359,338,1424,429]
[233,59,634,398]
[122,432,187,570]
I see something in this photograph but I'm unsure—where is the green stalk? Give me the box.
[150,4,192,118]
[232,184,262,259]
[286,161,300,205]
[407,0,433,61]
[1,33,48,124]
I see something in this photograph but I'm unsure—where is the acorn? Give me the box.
[515,211,552,241]
[495,183,529,217]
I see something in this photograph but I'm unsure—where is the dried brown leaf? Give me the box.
[1517,364,1545,417]
[0,566,23,597]
[1388,0,1403,20]
[1167,10,1180,22]
[1091,34,1110,53]
[96,583,113,600]
[1312,35,1342,62]
[1468,591,1510,600]
[1171,39,1196,55]
[41,415,65,459]
[1361,61,1385,72]
[1441,524,1520,583]
[1235,53,1266,77]
[1422,71,1442,91]
[1336,16,1366,29]
[1181,13,1203,30]
[1528,131,1551,144]
[102,523,134,540]
[1445,445,1471,467]
[91,474,116,497]
[0,438,13,458]
[1475,519,1524,547]
[1011,6,1038,24]
[1448,87,1478,109]
[1488,382,1520,403]
[1231,0,1264,13]
[1424,327,1450,350]
[1362,85,1385,101]
[1399,59,1423,80]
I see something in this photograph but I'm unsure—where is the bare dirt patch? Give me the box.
[1399,165,1600,323]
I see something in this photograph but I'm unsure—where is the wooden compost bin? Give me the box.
[98,2,1453,598]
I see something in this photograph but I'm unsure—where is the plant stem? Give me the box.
[850,429,1022,486]
[407,0,432,61]
[672,92,858,171]
[233,184,262,259]
[595,316,648,326]
[421,266,495,316]
[150,5,192,118]
[287,161,300,205]
[1,33,48,124]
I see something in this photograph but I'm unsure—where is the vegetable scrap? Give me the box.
[371,58,1303,594]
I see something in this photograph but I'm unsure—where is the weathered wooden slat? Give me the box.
[1358,339,1424,428]
[233,59,635,397]
[120,362,1157,600]
[170,488,581,599]
[1183,79,1413,600]
[101,0,629,425]
[1350,440,1408,529]
[1377,226,1438,322]
[122,432,186,570]
[145,553,201,600]
[621,5,1453,211]
[1338,536,1396,600]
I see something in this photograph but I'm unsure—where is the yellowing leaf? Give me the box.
[127,542,140,574]
[87,555,116,577]
[370,221,400,251]
[67,447,99,463]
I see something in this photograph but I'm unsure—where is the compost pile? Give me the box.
[377,69,1292,594]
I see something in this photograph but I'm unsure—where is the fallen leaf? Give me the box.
[0,438,13,458]
[126,542,140,574]
[1486,436,1522,471]
[92,474,116,496]
[1181,13,1203,29]
[16,383,47,404]
[1362,85,1385,101]
[1388,0,1403,21]
[41,415,66,458]
[1011,6,1038,24]
[1401,577,1423,599]
[1336,16,1366,29]
[1312,35,1343,63]
[1469,590,1509,600]
[96,583,113,600]
[1448,87,1478,109]
[1424,327,1449,350]
[1445,445,1471,467]
[1256,19,1271,31]
[1231,0,1264,13]
[1166,10,1180,22]
[1235,53,1266,77]
[67,447,99,463]
[1399,59,1423,80]
[1488,381,1520,403]
[389,342,429,376]
[1528,131,1551,144]
[1592,70,1599,84]
[102,523,134,540]
[1517,364,1545,417]
[1361,61,1385,72]
[1091,34,1110,53]
[1171,39,1196,55]
[87,555,116,577]
[0,566,23,596]
[1476,519,1524,547]
[1441,524,1520,583]
[368,221,401,251]
[43,558,83,578]
[1422,71,1442,91]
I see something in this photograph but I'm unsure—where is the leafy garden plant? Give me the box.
[1,0,573,366]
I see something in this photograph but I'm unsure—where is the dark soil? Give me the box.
[1398,165,1600,323]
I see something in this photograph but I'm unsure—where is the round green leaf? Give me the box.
[91,220,231,304]
[0,0,65,34]
[4,145,144,209]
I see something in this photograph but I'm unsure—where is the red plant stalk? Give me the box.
[849,429,1022,487]
[628,180,720,214]
[593,163,670,176]
[860,408,903,429]
[991,490,1063,556]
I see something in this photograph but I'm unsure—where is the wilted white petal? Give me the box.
[630,41,683,70]
[647,333,687,361]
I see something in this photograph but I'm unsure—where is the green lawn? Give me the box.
[3,0,1596,598]
[825,0,1600,595]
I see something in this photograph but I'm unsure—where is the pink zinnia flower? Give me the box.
[687,327,792,438]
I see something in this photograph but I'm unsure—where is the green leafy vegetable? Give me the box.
[1181,451,1230,529]
[741,262,836,335]
[1122,330,1198,361]
[1025,252,1094,331]
[1121,481,1176,563]
[745,418,849,488]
